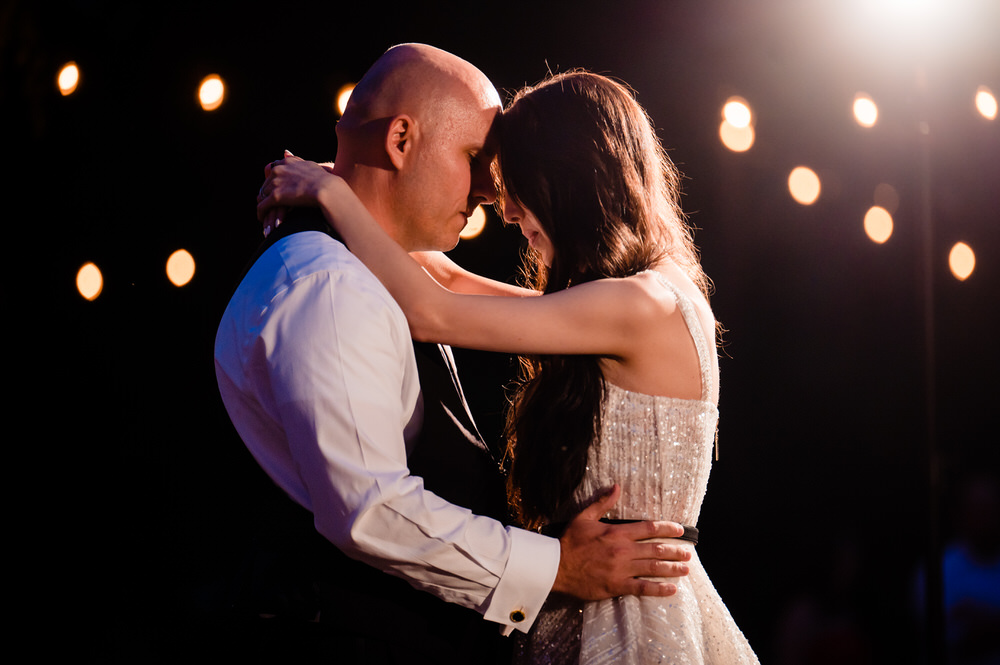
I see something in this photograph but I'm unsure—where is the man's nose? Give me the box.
[470,160,497,206]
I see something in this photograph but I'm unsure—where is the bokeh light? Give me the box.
[77,262,103,300]
[853,93,878,127]
[460,205,487,240]
[58,62,80,96]
[719,120,755,152]
[719,97,755,152]
[166,249,196,286]
[199,75,225,111]
[336,83,355,116]
[948,242,975,280]
[864,206,893,243]
[975,86,997,120]
[723,97,752,128]
[788,166,821,205]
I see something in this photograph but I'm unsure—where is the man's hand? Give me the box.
[552,484,692,600]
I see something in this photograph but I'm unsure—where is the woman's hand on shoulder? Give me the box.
[256,151,343,234]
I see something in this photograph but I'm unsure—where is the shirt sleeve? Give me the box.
[247,263,559,632]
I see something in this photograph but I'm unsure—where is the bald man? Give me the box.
[216,44,690,664]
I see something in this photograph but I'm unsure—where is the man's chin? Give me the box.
[412,236,461,253]
[440,230,463,252]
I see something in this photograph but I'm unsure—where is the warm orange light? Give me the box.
[863,206,893,244]
[719,120,755,152]
[166,249,196,286]
[199,75,225,111]
[459,206,487,240]
[853,93,878,128]
[788,167,821,205]
[723,97,752,128]
[975,86,997,120]
[719,96,754,152]
[336,83,355,116]
[948,242,975,280]
[77,262,103,300]
[58,62,80,96]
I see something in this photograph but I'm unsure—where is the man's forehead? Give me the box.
[482,83,502,110]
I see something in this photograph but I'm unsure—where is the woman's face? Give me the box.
[503,197,553,266]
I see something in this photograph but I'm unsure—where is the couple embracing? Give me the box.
[215,43,758,664]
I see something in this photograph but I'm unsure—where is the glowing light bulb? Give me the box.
[788,167,821,205]
[723,98,752,129]
[863,206,893,244]
[853,93,878,128]
[58,62,80,96]
[948,242,975,281]
[975,86,997,120]
[77,262,103,300]
[166,249,196,286]
[199,75,225,111]
[719,120,755,152]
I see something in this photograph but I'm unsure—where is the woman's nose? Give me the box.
[503,198,523,223]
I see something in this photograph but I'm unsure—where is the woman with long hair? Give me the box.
[258,70,757,664]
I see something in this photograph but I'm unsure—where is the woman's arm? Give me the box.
[259,157,671,358]
[410,251,538,297]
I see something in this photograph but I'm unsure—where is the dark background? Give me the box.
[10,0,999,661]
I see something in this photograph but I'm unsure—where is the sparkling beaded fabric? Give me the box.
[515,272,758,664]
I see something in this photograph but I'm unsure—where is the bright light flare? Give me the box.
[788,166,821,205]
[948,242,975,280]
[845,0,976,77]
[336,83,355,116]
[199,75,225,111]
[855,0,952,34]
[58,62,80,96]
[864,206,893,243]
[77,262,103,300]
[975,86,997,120]
[166,249,196,286]
[853,93,878,127]
[460,206,487,240]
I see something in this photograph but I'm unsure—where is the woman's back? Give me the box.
[597,262,719,407]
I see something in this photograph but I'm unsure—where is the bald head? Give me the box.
[330,44,502,252]
[338,43,500,142]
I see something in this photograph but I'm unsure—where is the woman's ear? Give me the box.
[385,114,416,170]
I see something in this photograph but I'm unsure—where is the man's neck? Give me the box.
[331,160,408,250]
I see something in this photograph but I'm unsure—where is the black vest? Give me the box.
[238,208,512,664]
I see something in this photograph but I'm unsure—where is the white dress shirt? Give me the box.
[214,231,559,633]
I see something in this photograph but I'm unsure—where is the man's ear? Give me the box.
[385,115,416,170]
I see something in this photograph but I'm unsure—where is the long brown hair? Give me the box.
[498,71,709,529]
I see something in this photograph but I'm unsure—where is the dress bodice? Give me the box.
[573,272,718,526]
[515,271,758,665]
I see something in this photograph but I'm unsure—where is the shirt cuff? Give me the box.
[483,527,561,635]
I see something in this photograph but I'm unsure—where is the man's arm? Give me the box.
[223,250,558,631]
[216,239,690,634]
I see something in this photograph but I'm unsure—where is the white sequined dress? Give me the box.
[515,272,759,665]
